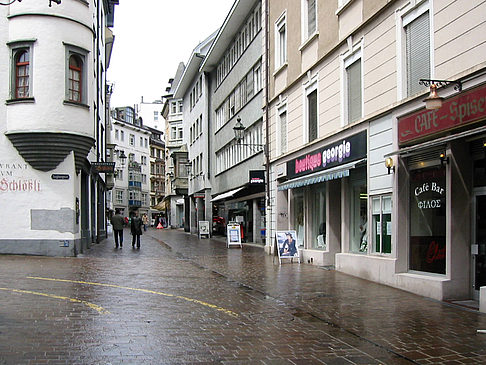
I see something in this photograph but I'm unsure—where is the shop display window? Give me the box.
[372,195,392,254]
[292,190,304,248]
[310,185,327,250]
[349,169,367,253]
[409,166,446,274]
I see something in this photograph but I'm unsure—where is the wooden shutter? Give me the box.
[406,11,430,96]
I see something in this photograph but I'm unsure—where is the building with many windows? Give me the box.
[108,107,151,220]
[200,0,266,243]
[264,0,486,303]
[174,31,218,234]
[0,0,118,256]
[146,125,166,226]
[161,63,187,229]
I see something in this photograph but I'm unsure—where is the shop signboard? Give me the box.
[249,170,265,184]
[91,162,115,174]
[198,221,210,239]
[409,167,446,274]
[286,131,367,179]
[274,230,300,264]
[398,83,486,145]
[227,222,242,248]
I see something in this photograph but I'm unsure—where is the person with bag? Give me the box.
[130,210,143,249]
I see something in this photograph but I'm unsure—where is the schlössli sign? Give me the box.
[286,131,367,179]
[398,83,486,145]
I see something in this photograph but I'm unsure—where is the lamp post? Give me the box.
[419,79,462,110]
[114,150,127,168]
[233,115,271,220]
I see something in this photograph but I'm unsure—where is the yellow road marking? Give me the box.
[0,287,110,314]
[27,276,238,318]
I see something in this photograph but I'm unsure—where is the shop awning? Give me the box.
[278,158,366,191]
[211,187,245,202]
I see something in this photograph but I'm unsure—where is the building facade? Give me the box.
[146,126,166,226]
[0,0,118,256]
[201,0,266,243]
[162,63,187,229]
[174,32,217,234]
[108,107,151,220]
[264,0,486,302]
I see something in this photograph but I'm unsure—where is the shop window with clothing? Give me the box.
[310,185,326,250]
[409,166,446,274]
[372,195,392,254]
[292,189,304,248]
[349,167,367,253]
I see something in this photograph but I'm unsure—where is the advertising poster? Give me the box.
[275,230,300,264]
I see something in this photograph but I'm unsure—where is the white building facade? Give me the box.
[0,0,117,256]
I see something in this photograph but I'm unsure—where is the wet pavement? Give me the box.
[0,228,485,364]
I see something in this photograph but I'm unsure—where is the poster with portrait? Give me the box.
[275,230,300,264]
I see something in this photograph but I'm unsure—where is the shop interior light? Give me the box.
[385,157,395,174]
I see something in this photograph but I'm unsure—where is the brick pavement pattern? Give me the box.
[0,228,485,364]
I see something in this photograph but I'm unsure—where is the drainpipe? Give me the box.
[264,0,271,249]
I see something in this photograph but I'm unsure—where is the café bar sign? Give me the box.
[398,83,486,145]
[287,131,367,179]
[91,162,115,174]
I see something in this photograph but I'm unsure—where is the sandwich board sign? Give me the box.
[275,230,300,264]
[199,221,210,239]
[227,222,242,248]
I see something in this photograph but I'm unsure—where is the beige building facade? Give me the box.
[265,0,486,303]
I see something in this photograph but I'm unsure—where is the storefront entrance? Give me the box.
[473,190,486,300]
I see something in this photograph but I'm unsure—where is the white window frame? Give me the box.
[301,0,318,43]
[340,39,363,126]
[396,0,433,100]
[277,102,288,156]
[275,12,287,70]
[129,134,135,146]
[302,74,319,144]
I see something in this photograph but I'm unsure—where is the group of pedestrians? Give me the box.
[110,209,145,249]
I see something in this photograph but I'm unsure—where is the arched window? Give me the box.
[15,50,29,98]
[68,55,82,102]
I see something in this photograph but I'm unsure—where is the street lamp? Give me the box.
[114,149,127,167]
[0,0,61,6]
[233,116,265,152]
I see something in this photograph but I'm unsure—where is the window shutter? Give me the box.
[347,59,362,123]
[406,11,430,96]
[308,90,318,142]
[308,0,316,36]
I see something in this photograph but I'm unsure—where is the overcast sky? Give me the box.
[107,0,234,108]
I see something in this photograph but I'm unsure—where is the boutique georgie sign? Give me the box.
[398,83,486,145]
[286,131,367,179]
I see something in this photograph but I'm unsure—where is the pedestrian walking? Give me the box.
[130,210,143,249]
[142,213,149,231]
[110,209,125,249]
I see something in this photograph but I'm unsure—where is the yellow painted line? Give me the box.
[0,287,110,314]
[27,276,238,318]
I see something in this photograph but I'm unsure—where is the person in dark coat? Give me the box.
[130,210,143,249]
[110,209,125,249]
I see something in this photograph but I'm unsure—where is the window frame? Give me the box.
[302,0,318,43]
[64,44,89,106]
[396,0,432,100]
[341,40,363,126]
[371,195,392,255]
[303,75,318,144]
[8,40,35,102]
[277,103,288,156]
[275,12,287,70]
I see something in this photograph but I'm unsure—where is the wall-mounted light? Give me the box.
[185,162,193,178]
[385,157,395,174]
[419,79,462,110]
[0,0,61,6]
[439,152,449,166]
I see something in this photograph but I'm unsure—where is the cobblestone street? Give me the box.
[0,228,486,364]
